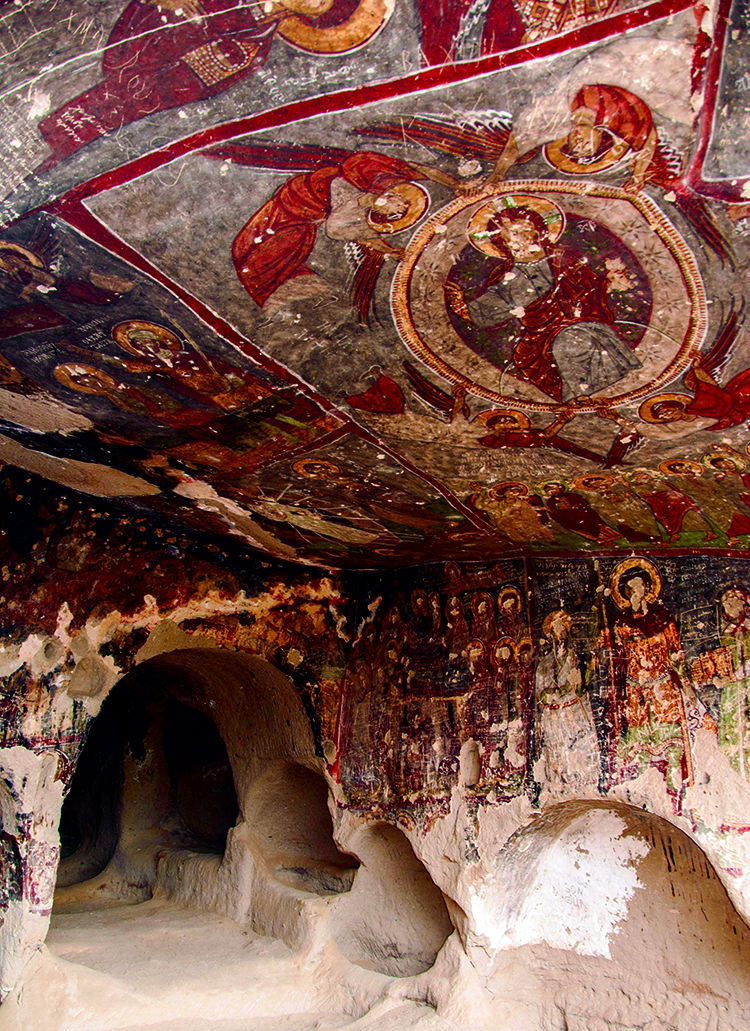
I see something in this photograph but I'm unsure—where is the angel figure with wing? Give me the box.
[639,304,750,433]
[211,113,516,321]
[37,0,393,169]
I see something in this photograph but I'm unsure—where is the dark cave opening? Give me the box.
[57,664,240,888]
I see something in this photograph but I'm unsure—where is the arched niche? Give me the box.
[55,646,358,911]
[477,800,750,1028]
[243,760,358,894]
[331,821,454,977]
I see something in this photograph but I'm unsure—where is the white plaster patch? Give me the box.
[27,92,51,120]
[0,642,23,677]
[0,435,159,497]
[472,810,650,958]
[18,633,66,678]
[173,478,297,558]
[0,389,92,435]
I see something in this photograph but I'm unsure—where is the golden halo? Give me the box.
[542,608,571,637]
[610,557,662,610]
[659,458,703,477]
[293,458,341,478]
[704,451,746,472]
[112,320,181,356]
[0,242,45,268]
[491,636,515,666]
[572,473,617,491]
[638,393,693,424]
[278,0,394,55]
[489,481,529,499]
[367,181,430,235]
[474,407,531,429]
[391,180,707,416]
[467,193,565,258]
[497,585,522,610]
[53,363,117,395]
[515,637,534,659]
[543,131,630,176]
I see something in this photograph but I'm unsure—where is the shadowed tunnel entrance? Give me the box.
[50,645,456,1004]
[55,647,358,900]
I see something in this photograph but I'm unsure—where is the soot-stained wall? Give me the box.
[3,467,750,1016]
[334,553,750,915]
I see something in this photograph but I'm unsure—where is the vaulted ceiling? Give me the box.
[0,0,747,568]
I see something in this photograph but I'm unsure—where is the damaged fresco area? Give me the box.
[0,213,492,566]
[335,554,750,911]
[0,0,691,212]
[0,468,352,754]
[4,487,750,1028]
[0,466,355,992]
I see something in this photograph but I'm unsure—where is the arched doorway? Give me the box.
[54,646,359,913]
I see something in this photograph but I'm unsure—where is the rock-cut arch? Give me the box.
[476,800,750,1030]
[55,646,359,931]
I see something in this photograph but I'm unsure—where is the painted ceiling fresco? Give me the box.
[0,0,749,567]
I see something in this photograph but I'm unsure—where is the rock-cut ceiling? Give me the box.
[0,0,748,568]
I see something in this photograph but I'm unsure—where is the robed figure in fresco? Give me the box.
[444,196,644,401]
[716,587,750,781]
[37,0,391,168]
[232,151,436,311]
[415,0,622,65]
[639,307,750,435]
[605,558,695,808]
[533,608,601,795]
[540,83,730,261]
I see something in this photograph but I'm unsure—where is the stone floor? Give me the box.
[0,892,456,1031]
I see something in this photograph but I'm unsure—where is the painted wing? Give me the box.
[345,242,386,325]
[696,302,745,380]
[203,141,354,172]
[353,112,513,162]
[402,360,470,419]
[648,145,733,265]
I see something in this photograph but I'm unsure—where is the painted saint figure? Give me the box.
[474,409,608,465]
[540,481,620,544]
[109,320,272,414]
[715,587,750,780]
[544,84,659,189]
[624,469,718,544]
[703,455,750,544]
[639,308,750,433]
[469,480,554,544]
[444,196,642,401]
[573,474,663,543]
[534,608,600,795]
[227,144,467,315]
[607,558,695,807]
[37,0,391,168]
[540,84,729,261]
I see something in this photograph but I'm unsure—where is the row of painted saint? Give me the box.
[470,449,750,546]
[336,560,750,815]
[32,0,654,170]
